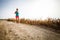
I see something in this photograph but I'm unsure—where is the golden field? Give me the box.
[0,18,60,40]
[7,18,60,30]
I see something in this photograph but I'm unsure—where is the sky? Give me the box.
[0,0,60,19]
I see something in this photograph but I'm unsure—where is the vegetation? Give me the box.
[7,18,60,30]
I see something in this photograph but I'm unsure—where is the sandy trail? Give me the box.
[0,21,60,40]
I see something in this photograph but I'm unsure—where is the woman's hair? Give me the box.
[16,8,18,10]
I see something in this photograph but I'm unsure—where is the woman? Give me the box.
[15,8,19,23]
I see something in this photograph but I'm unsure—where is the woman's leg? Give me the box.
[16,16,18,23]
[18,16,19,23]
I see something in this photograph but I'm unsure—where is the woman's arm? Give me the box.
[15,11,16,14]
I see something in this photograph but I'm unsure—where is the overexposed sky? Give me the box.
[0,0,60,19]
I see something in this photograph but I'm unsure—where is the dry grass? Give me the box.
[7,18,60,30]
[0,19,60,40]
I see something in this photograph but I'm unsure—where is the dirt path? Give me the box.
[0,21,60,40]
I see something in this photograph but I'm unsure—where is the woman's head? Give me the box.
[16,8,18,11]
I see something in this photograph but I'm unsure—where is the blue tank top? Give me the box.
[15,11,19,16]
